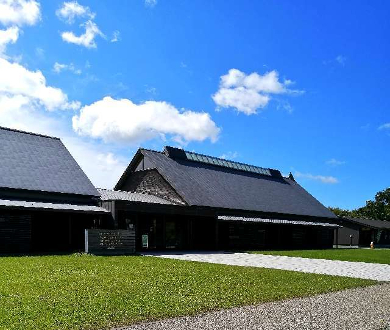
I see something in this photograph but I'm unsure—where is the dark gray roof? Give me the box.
[342,217,390,230]
[0,198,108,213]
[0,127,99,197]
[98,188,176,205]
[218,215,341,228]
[123,148,337,219]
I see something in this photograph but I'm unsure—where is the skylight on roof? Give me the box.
[183,150,272,176]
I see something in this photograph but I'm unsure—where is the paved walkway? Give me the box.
[144,252,390,281]
[117,283,390,330]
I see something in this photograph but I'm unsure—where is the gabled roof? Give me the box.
[98,188,177,205]
[117,146,337,219]
[0,127,99,197]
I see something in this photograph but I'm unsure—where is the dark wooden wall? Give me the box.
[0,211,31,253]
[334,221,360,246]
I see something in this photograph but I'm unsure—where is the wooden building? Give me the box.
[101,146,340,251]
[0,127,342,254]
[0,127,109,253]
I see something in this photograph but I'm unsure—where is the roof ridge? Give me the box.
[140,147,164,154]
[0,126,60,140]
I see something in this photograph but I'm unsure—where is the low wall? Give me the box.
[85,229,135,255]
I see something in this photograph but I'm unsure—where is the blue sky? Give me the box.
[0,0,389,210]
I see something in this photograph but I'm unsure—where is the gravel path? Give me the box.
[144,252,390,281]
[116,283,390,330]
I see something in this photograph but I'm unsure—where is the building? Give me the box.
[0,127,342,254]
[0,127,108,253]
[335,217,390,247]
[103,146,340,251]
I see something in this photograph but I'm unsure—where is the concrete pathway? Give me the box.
[144,252,390,281]
[117,283,390,330]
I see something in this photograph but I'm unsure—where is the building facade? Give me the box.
[0,127,345,254]
[102,146,340,251]
[0,127,109,253]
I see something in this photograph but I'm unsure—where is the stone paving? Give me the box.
[143,251,390,281]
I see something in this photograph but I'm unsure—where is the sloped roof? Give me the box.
[342,217,390,229]
[117,147,337,219]
[0,127,99,197]
[98,188,176,205]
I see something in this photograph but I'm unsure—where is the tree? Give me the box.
[329,187,390,221]
[357,188,390,221]
[328,207,353,218]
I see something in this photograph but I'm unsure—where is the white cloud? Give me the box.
[0,0,40,26]
[145,0,157,8]
[326,158,346,166]
[111,30,120,43]
[61,20,104,48]
[53,62,81,75]
[335,55,346,66]
[212,69,301,115]
[56,1,95,24]
[62,138,128,189]
[0,57,80,110]
[72,96,220,144]
[295,171,338,184]
[0,26,19,56]
[220,151,238,160]
[378,123,390,130]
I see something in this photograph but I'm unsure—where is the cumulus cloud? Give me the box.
[56,1,95,24]
[0,57,80,110]
[53,62,81,75]
[295,171,338,184]
[378,123,390,130]
[61,20,104,48]
[326,158,346,166]
[62,138,128,189]
[0,0,40,26]
[145,0,157,8]
[212,69,301,115]
[0,26,19,56]
[72,96,220,144]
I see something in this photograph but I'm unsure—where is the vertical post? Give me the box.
[335,228,339,249]
[68,214,72,248]
[215,218,219,250]
[85,229,89,253]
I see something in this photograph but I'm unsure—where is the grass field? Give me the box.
[0,254,374,330]
[250,249,390,264]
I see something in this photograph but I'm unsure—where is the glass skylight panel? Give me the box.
[183,150,272,176]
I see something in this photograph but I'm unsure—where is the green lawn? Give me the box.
[0,254,374,330]
[249,249,390,264]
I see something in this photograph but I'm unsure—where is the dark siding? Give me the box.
[120,170,185,205]
[0,211,31,253]
[335,222,360,246]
